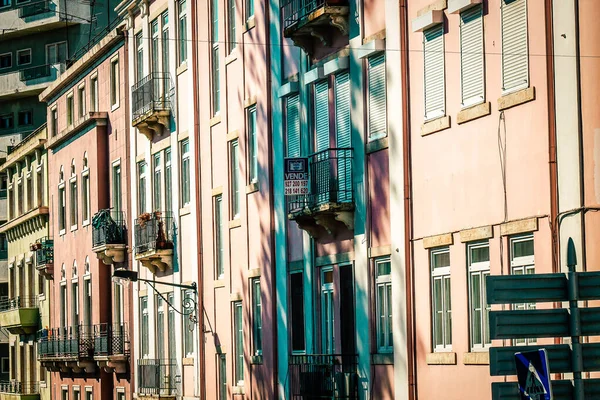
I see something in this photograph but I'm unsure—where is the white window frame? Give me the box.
[69,174,78,230]
[467,241,491,351]
[233,300,244,386]
[423,24,445,121]
[431,247,452,352]
[153,152,162,211]
[251,278,262,356]
[180,139,190,207]
[0,52,12,70]
[90,72,98,112]
[77,83,86,119]
[178,0,188,65]
[66,92,74,127]
[500,0,529,95]
[81,164,90,226]
[16,49,32,66]
[45,41,67,65]
[321,268,334,354]
[375,257,392,353]
[510,234,536,345]
[140,295,150,358]
[459,4,485,108]
[110,56,120,110]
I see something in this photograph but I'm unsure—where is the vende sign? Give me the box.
[284,157,308,196]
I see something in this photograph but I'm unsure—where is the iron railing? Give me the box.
[0,296,37,312]
[288,148,353,214]
[92,209,127,248]
[134,211,174,254]
[0,381,39,394]
[34,237,53,266]
[281,0,347,29]
[0,249,7,260]
[18,0,53,18]
[138,359,180,396]
[288,354,358,399]
[6,125,43,155]
[38,324,127,359]
[132,72,172,121]
[19,64,51,81]
[93,323,129,356]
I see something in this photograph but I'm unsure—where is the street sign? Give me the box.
[489,309,570,340]
[486,274,568,304]
[490,345,572,376]
[515,349,553,400]
[284,157,308,196]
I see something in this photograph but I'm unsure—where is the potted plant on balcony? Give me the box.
[138,212,152,227]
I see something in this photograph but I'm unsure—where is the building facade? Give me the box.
[39,28,132,400]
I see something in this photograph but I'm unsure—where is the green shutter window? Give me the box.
[424,24,445,120]
[368,53,386,139]
[314,80,329,152]
[334,72,351,149]
[286,94,301,157]
[501,0,528,92]
[460,4,484,106]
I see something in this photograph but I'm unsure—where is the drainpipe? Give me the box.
[190,0,206,397]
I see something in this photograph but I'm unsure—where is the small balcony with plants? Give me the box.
[0,380,40,400]
[288,354,358,399]
[131,73,172,141]
[137,359,180,399]
[38,326,96,373]
[134,211,174,274]
[32,237,53,278]
[92,209,127,266]
[287,148,354,239]
[281,0,349,55]
[0,296,39,335]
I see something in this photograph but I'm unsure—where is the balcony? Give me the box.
[93,323,129,374]
[138,359,180,399]
[92,210,127,266]
[0,63,64,99]
[32,237,53,278]
[131,73,172,140]
[0,381,40,400]
[288,354,358,399]
[281,0,349,55]
[134,212,174,274]
[18,0,53,18]
[288,148,354,239]
[0,297,39,335]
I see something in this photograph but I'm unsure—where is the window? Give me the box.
[468,242,490,350]
[230,140,240,218]
[180,139,190,206]
[114,282,123,326]
[211,0,220,114]
[26,174,32,211]
[112,163,122,215]
[215,195,224,279]
[501,0,528,93]
[510,234,535,345]
[162,12,170,75]
[62,389,68,400]
[18,110,32,126]
[285,94,300,157]
[153,153,162,211]
[168,293,176,359]
[17,49,31,66]
[184,290,195,356]
[218,354,227,400]
[245,0,253,19]
[60,283,67,329]
[151,20,160,74]
[247,106,258,183]
[67,93,74,127]
[51,108,58,136]
[334,71,351,149]
[136,32,144,81]
[321,269,334,354]
[116,393,123,400]
[157,296,165,359]
[138,161,147,213]
[46,42,67,64]
[252,278,262,356]
[290,272,305,352]
[314,80,329,152]
[58,184,66,232]
[460,4,484,107]
[0,53,11,69]
[227,0,236,53]
[83,273,92,327]
[110,58,119,107]
[78,85,86,118]
[165,148,172,212]
[0,0,10,8]
[90,76,98,112]
[140,296,149,357]
[72,389,80,400]
[423,24,445,121]
[233,301,244,385]
[70,176,78,227]
[178,0,188,64]
[86,390,93,400]
[367,53,386,139]
[0,114,13,129]
[82,170,90,224]
[431,247,451,351]
[37,166,43,207]
[71,281,79,326]
[375,257,392,353]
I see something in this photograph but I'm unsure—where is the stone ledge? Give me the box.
[421,115,450,136]
[417,0,447,17]
[372,353,394,365]
[500,217,538,236]
[366,136,388,153]
[230,292,243,301]
[213,279,225,288]
[229,218,241,229]
[210,115,222,127]
[426,352,456,365]
[369,245,391,258]
[457,102,490,124]
[248,267,261,278]
[182,357,194,366]
[246,182,259,194]
[423,233,453,249]
[212,186,223,196]
[463,351,489,365]
[459,225,493,243]
[226,129,239,141]
[497,87,535,111]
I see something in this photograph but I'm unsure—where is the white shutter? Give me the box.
[368,53,386,139]
[314,80,329,152]
[501,0,528,92]
[334,72,351,149]
[424,24,445,120]
[460,5,484,107]
[286,94,301,157]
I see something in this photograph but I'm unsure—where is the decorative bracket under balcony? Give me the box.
[131,73,172,141]
[94,244,127,266]
[133,111,170,141]
[291,204,354,240]
[137,249,174,274]
[96,355,128,374]
[67,360,97,374]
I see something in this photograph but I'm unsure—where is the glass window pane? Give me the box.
[470,246,489,263]
[433,250,450,269]
[512,238,534,258]
[444,276,452,346]
[377,260,391,276]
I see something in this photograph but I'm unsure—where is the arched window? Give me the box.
[61,263,66,281]
[72,261,77,278]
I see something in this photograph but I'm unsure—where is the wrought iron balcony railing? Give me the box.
[138,359,180,396]
[0,381,39,394]
[0,296,37,312]
[92,209,127,248]
[131,73,172,121]
[18,0,53,18]
[287,148,353,214]
[34,237,53,266]
[281,0,348,29]
[288,354,358,399]
[134,211,174,254]
[38,324,128,359]
[19,64,51,81]
[93,323,128,357]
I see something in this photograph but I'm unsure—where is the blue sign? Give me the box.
[514,349,553,400]
[284,158,308,196]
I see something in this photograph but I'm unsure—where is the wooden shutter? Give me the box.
[368,53,386,139]
[424,24,445,120]
[334,72,351,149]
[501,0,528,92]
[460,5,484,106]
[314,80,329,152]
[286,94,300,157]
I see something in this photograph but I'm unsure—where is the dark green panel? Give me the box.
[578,272,600,301]
[492,381,573,400]
[489,309,570,339]
[582,343,600,372]
[486,274,568,305]
[489,344,572,376]
[583,378,600,398]
[580,307,600,336]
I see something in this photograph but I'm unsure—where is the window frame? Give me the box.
[140,295,149,358]
[430,247,452,352]
[375,257,392,353]
[510,234,536,345]
[229,139,240,219]
[178,0,188,65]
[422,23,446,122]
[16,48,32,66]
[233,301,244,386]
[459,4,485,108]
[500,0,529,95]
[0,52,12,70]
[247,105,258,184]
[81,163,90,226]
[69,172,78,230]
[138,161,147,213]
[467,241,491,351]
[0,113,13,130]
[180,139,190,207]
[153,152,162,211]
[77,83,86,119]
[66,92,74,127]
[110,56,120,109]
[214,194,224,279]
[251,278,262,356]
[17,109,32,126]
[367,52,387,140]
[90,73,98,112]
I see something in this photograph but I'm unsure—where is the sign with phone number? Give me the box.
[284,158,308,196]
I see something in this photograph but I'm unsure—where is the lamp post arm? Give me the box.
[141,279,198,324]
[136,277,197,293]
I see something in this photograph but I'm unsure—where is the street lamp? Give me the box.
[112,269,198,325]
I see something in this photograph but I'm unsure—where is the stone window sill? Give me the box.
[426,352,457,365]
[497,87,535,111]
[421,115,450,136]
[457,102,491,124]
[463,351,489,365]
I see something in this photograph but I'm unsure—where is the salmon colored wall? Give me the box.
[368,149,390,248]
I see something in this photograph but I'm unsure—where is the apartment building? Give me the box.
[0,124,51,400]
[38,27,132,400]
[116,0,201,398]
[195,0,277,394]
